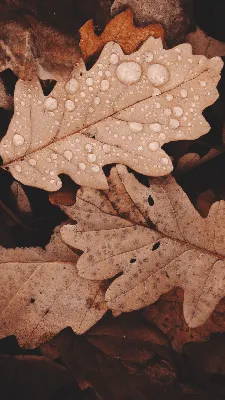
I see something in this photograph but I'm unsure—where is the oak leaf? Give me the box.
[79,9,164,61]
[0,228,107,348]
[0,38,222,191]
[61,165,225,328]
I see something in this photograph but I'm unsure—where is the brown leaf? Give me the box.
[144,288,225,352]
[0,227,107,348]
[186,27,225,58]
[0,354,79,400]
[61,165,225,329]
[79,9,164,61]
[42,314,181,400]
[0,15,81,80]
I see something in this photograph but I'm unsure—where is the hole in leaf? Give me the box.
[30,297,35,304]
[130,258,136,263]
[148,195,154,206]
[0,156,3,166]
[39,79,57,96]
[152,242,160,251]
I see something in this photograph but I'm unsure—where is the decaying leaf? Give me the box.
[80,9,164,61]
[41,316,179,400]
[0,228,107,348]
[111,0,191,45]
[10,181,32,216]
[61,165,225,329]
[0,38,222,191]
[0,16,81,80]
[0,78,13,110]
[144,288,225,352]
[174,148,222,178]
[186,27,225,58]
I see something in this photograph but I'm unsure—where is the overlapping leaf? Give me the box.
[0,37,222,191]
[61,165,225,328]
[0,228,107,348]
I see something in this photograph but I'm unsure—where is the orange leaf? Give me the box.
[79,9,164,61]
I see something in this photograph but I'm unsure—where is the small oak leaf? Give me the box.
[79,9,164,60]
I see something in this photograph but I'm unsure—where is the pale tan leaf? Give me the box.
[0,228,107,348]
[61,165,225,328]
[0,38,222,191]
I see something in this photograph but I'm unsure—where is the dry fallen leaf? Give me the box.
[0,16,81,80]
[79,9,164,60]
[0,38,222,191]
[144,288,225,352]
[0,78,13,110]
[186,27,225,58]
[174,148,222,178]
[111,0,190,45]
[41,316,179,400]
[61,165,225,329]
[0,227,107,348]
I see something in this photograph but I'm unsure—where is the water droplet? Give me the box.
[173,106,183,117]
[29,158,36,166]
[44,97,57,111]
[64,150,73,161]
[116,62,142,85]
[15,164,22,172]
[103,144,111,153]
[166,94,173,101]
[86,77,93,86]
[194,95,199,101]
[162,157,169,164]
[138,146,143,151]
[51,153,57,160]
[80,92,86,98]
[78,162,86,170]
[181,89,188,99]
[152,88,161,97]
[65,78,79,94]
[200,81,206,87]
[87,153,96,162]
[13,134,24,146]
[169,119,180,129]
[98,71,103,77]
[159,133,166,140]
[150,123,161,132]
[147,64,169,86]
[92,165,100,172]
[149,142,159,151]
[65,100,75,112]
[128,122,143,132]
[101,80,110,91]
[145,52,154,63]
[105,71,111,77]
[85,143,93,153]
[89,107,94,113]
[175,48,181,53]
[94,97,100,105]
[110,54,119,65]
[164,108,171,116]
